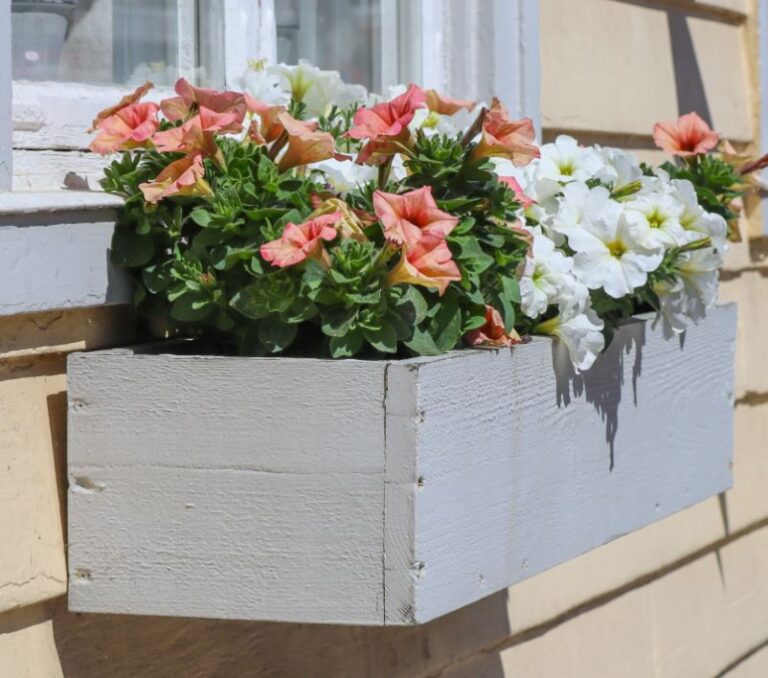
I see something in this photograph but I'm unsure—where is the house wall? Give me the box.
[1,0,767,676]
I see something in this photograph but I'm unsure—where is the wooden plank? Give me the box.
[69,467,385,624]
[406,304,736,622]
[68,355,388,623]
[0,0,11,189]
[67,305,736,625]
[0,208,131,316]
[68,353,387,473]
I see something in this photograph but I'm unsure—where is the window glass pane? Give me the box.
[11,0,224,87]
[276,0,384,91]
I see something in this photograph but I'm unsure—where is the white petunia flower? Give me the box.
[309,158,377,195]
[672,179,728,254]
[625,191,686,248]
[240,65,289,106]
[269,60,366,117]
[596,146,643,191]
[550,183,618,238]
[536,301,606,372]
[569,209,664,298]
[674,248,721,321]
[653,247,720,337]
[538,135,604,184]
[520,228,586,319]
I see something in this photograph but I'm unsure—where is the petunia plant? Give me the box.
[90,60,762,369]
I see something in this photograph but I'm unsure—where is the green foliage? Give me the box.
[104,130,529,358]
[661,155,743,224]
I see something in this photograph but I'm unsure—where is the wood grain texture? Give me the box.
[68,305,736,625]
[0,216,131,316]
[407,305,736,622]
[69,355,388,623]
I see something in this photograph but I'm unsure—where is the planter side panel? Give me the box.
[68,353,388,624]
[406,305,736,623]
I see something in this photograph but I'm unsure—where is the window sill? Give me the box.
[0,190,124,215]
[0,190,130,316]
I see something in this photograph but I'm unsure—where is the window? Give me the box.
[276,0,384,92]
[11,0,225,87]
[1,0,538,193]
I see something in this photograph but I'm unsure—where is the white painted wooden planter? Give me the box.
[67,304,736,625]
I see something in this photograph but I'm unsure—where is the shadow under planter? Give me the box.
[65,305,737,626]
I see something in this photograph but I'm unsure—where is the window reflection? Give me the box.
[276,0,383,91]
[11,0,223,87]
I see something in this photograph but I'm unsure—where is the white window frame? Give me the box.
[1,0,539,193]
[0,0,539,315]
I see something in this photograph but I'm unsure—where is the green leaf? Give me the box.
[404,326,441,355]
[258,314,297,353]
[142,263,174,294]
[170,292,214,322]
[501,276,521,303]
[396,286,429,324]
[190,209,213,227]
[230,274,295,319]
[211,245,258,271]
[282,297,317,323]
[431,290,462,352]
[111,225,155,268]
[321,308,358,337]
[364,322,398,353]
[329,331,364,358]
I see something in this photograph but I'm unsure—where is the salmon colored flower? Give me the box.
[160,77,248,126]
[310,198,367,241]
[89,102,160,155]
[387,233,462,296]
[88,81,153,132]
[470,98,539,166]
[348,84,426,165]
[498,176,535,208]
[276,112,342,172]
[373,186,458,246]
[139,154,212,204]
[425,89,475,115]
[652,112,719,157]
[260,213,341,268]
[152,106,241,165]
[465,305,521,348]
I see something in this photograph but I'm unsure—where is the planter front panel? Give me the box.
[68,304,736,625]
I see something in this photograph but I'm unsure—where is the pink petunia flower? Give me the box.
[387,232,462,296]
[465,305,521,348]
[373,186,458,247]
[260,213,341,268]
[88,81,153,133]
[139,153,212,204]
[276,112,344,172]
[152,107,242,166]
[348,84,426,165]
[652,112,719,157]
[160,77,248,126]
[425,89,475,115]
[470,98,540,166]
[498,176,535,208]
[89,102,160,155]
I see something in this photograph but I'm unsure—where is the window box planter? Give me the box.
[67,303,736,625]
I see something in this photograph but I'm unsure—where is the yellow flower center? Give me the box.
[607,240,627,258]
[647,209,666,229]
[558,161,575,176]
[248,58,267,72]
[421,112,440,129]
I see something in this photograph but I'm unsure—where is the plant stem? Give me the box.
[378,155,394,189]
[461,107,488,148]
